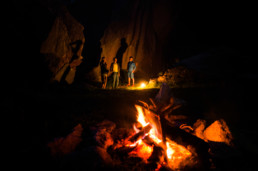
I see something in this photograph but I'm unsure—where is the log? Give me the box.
[161,118,211,170]
[128,124,152,143]
[133,102,211,169]
[142,135,155,146]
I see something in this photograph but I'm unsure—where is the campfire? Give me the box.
[119,104,196,170]
[48,84,233,170]
[111,84,232,170]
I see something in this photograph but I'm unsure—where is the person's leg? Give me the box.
[132,72,135,86]
[103,74,107,89]
[127,72,130,86]
[116,74,119,88]
[114,72,119,88]
[112,73,116,89]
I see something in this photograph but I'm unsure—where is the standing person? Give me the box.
[100,57,109,89]
[127,56,136,86]
[110,57,120,89]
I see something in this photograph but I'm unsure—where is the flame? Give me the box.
[135,105,149,127]
[127,105,193,170]
[128,139,153,161]
[166,138,192,169]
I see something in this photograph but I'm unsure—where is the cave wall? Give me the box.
[5,0,85,88]
[5,0,257,88]
[39,1,85,85]
[91,0,178,81]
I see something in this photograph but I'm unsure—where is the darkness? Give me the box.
[72,0,257,85]
[4,0,257,88]
[67,0,116,75]
[172,0,256,58]
[4,0,258,170]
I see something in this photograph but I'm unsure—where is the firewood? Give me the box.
[142,135,155,146]
[162,119,211,170]
[128,124,152,143]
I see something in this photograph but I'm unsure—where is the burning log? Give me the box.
[142,135,155,146]
[128,124,152,143]
[107,83,220,170]
[162,119,211,170]
[136,102,210,168]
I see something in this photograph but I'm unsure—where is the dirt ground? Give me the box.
[6,82,258,170]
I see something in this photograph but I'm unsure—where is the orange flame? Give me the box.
[166,138,192,169]
[135,105,149,127]
[127,105,193,170]
[128,139,153,161]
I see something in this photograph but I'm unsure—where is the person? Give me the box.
[127,56,136,86]
[99,57,109,89]
[110,57,120,89]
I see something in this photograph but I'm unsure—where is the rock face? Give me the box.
[6,0,85,87]
[91,0,178,81]
[40,2,85,85]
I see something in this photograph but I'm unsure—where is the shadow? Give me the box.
[116,38,128,68]
[115,38,128,84]
[70,40,83,61]
[59,65,71,86]
[59,40,83,85]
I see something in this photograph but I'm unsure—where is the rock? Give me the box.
[193,119,206,140]
[91,0,178,80]
[47,123,83,156]
[40,1,85,84]
[203,119,233,146]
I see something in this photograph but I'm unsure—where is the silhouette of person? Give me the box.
[116,38,128,67]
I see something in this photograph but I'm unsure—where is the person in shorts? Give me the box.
[127,56,136,86]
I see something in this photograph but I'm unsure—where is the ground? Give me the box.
[6,81,258,170]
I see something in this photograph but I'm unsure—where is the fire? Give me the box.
[128,139,153,161]
[140,82,146,88]
[166,138,192,169]
[135,105,149,127]
[126,105,193,170]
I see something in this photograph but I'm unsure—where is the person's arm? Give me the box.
[132,63,136,73]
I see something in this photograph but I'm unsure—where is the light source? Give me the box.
[140,82,146,88]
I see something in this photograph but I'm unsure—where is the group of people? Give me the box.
[99,56,136,89]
